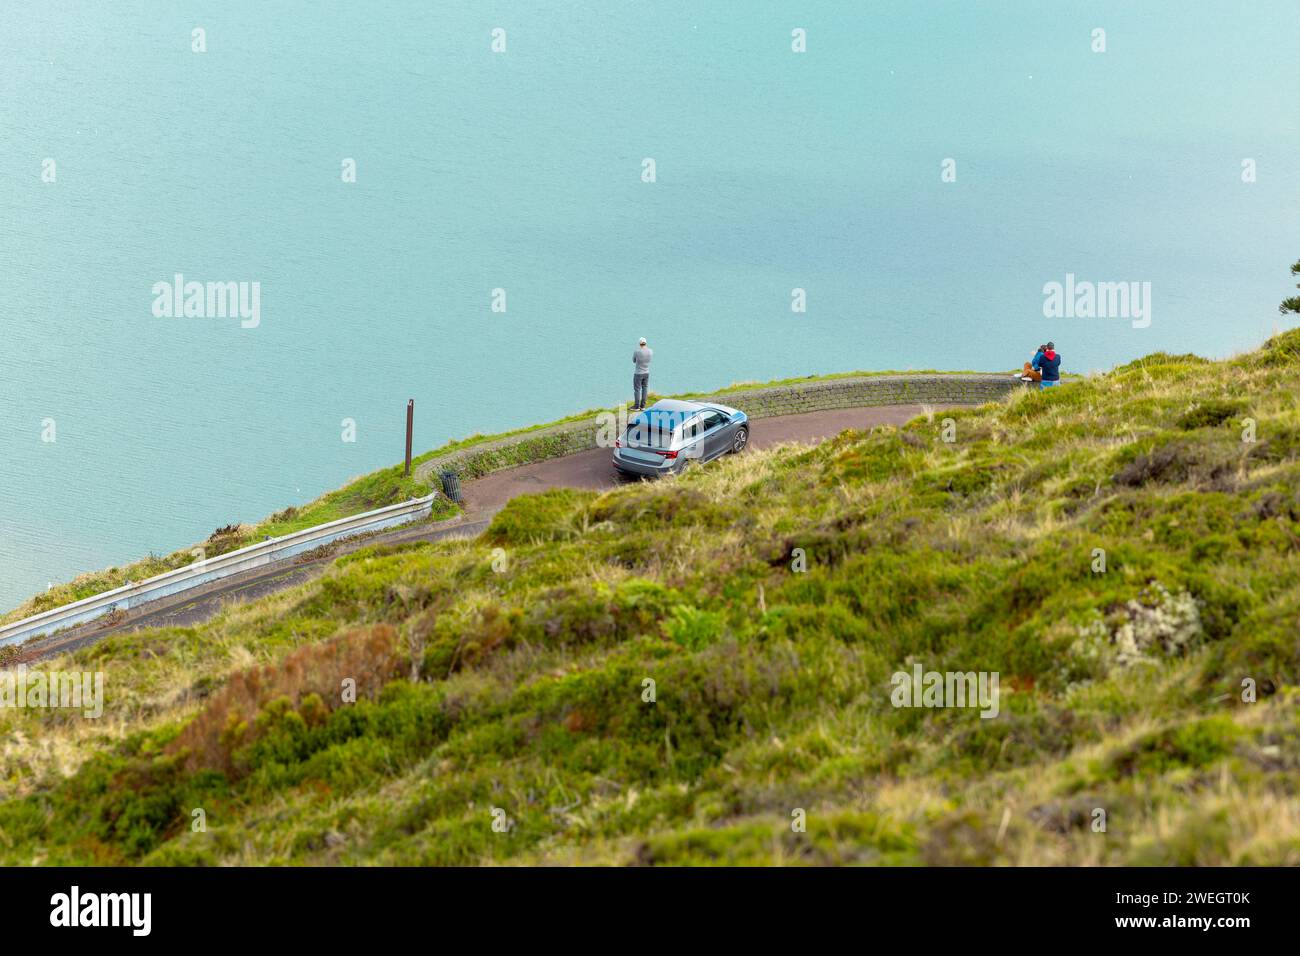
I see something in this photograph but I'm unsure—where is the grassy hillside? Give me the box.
[0,466,452,629]
[2,368,983,628]
[2,334,1299,865]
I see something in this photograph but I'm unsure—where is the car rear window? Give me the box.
[627,410,687,449]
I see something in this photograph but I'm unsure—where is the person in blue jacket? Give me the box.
[1032,342,1061,388]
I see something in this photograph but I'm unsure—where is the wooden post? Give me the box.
[404,399,414,476]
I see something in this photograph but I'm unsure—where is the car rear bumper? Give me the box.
[612,449,675,477]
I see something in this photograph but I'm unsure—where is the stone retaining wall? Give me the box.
[417,373,1022,482]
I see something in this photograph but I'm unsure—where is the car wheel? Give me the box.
[731,426,749,454]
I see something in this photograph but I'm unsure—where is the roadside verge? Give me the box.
[416,373,1020,483]
[0,494,439,648]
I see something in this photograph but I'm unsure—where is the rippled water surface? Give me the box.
[1,2,1297,608]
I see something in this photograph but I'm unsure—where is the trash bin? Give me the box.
[439,469,462,503]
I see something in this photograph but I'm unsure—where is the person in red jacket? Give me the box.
[1033,342,1061,388]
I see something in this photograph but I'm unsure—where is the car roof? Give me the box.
[646,399,707,413]
[642,400,739,416]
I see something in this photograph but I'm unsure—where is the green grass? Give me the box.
[2,331,1299,865]
[1,464,455,628]
[408,368,1016,469]
[7,367,1005,626]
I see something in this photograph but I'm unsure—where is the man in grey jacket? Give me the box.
[632,337,653,410]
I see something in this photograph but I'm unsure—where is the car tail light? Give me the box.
[655,449,678,459]
[615,437,623,448]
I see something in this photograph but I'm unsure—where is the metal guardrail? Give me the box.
[0,493,438,648]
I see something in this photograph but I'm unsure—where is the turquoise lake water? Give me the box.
[2,1,1298,610]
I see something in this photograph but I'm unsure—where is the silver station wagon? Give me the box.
[612,399,749,478]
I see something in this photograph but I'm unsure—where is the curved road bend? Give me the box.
[16,404,943,662]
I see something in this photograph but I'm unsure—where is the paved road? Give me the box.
[462,403,939,510]
[13,516,494,663]
[15,404,940,662]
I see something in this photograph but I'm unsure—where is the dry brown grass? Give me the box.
[169,623,403,775]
